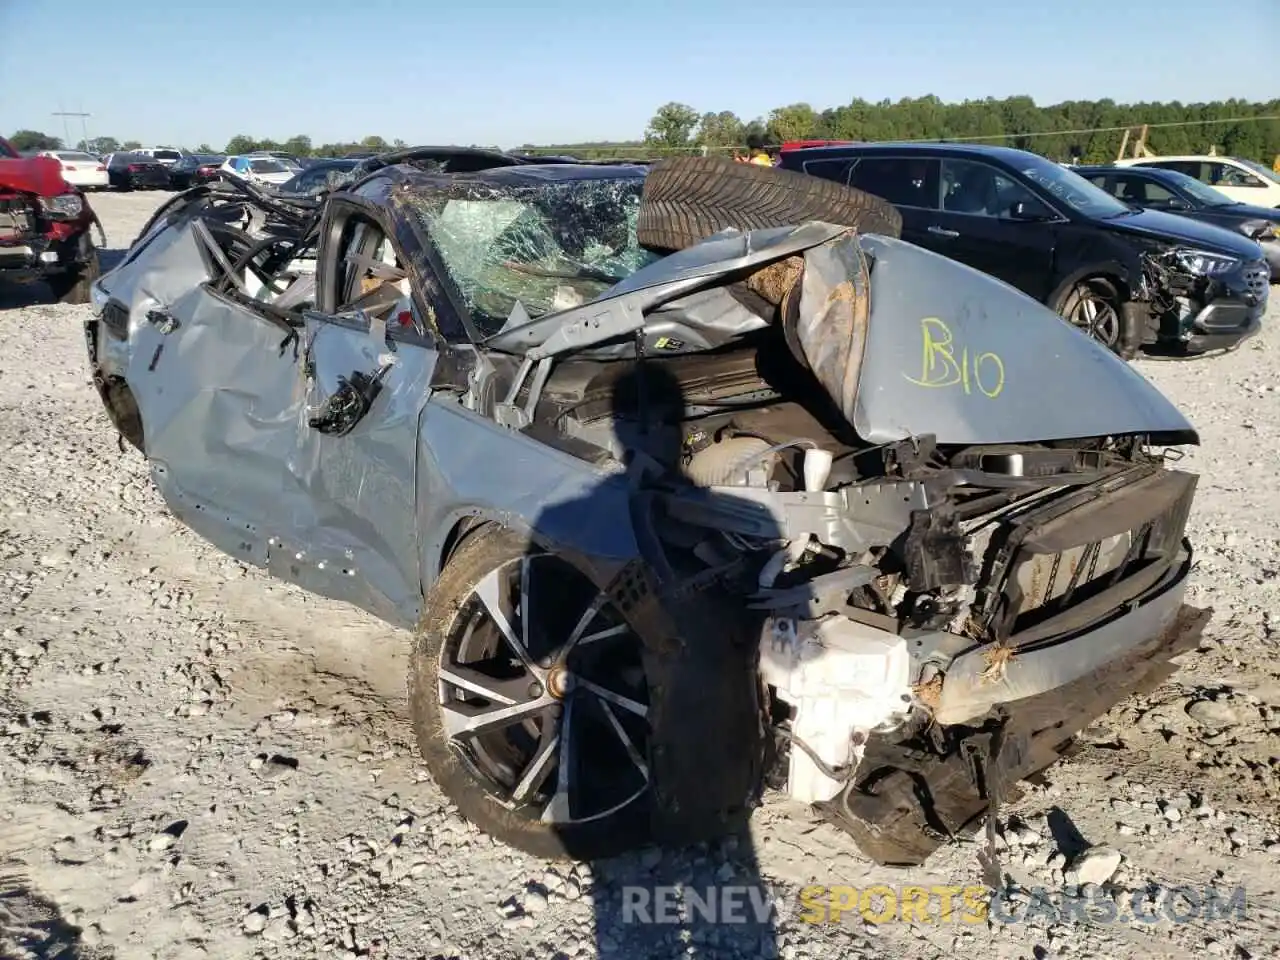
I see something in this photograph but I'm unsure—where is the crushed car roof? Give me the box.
[381,161,647,190]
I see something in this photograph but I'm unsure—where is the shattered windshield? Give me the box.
[411,175,659,336]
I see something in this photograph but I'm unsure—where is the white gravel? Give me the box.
[2,191,1279,960]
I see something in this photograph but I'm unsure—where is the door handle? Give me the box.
[928,226,960,238]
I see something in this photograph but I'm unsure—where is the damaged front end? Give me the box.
[1137,243,1269,353]
[515,227,1208,865]
[0,147,103,295]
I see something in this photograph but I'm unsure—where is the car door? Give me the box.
[286,201,441,628]
[919,157,1060,300]
[118,218,312,570]
[846,155,939,248]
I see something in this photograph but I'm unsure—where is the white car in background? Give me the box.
[246,150,304,174]
[37,150,110,190]
[219,155,294,188]
[136,147,185,167]
[1114,155,1280,208]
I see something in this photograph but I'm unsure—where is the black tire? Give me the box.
[408,527,655,860]
[1052,275,1142,360]
[48,244,100,305]
[637,155,903,252]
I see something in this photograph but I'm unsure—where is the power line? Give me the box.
[521,112,1280,156]
[897,113,1280,144]
[52,110,91,149]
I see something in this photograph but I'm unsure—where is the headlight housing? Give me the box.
[38,193,84,220]
[1172,248,1239,278]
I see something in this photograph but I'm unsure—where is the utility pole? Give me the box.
[52,109,91,150]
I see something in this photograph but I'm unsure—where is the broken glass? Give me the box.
[408,177,660,336]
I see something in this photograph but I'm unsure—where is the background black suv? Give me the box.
[781,143,1268,357]
[1073,164,1280,276]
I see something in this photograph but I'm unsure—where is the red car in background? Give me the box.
[0,135,102,303]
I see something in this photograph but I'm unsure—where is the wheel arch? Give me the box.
[1047,262,1134,313]
[92,373,145,452]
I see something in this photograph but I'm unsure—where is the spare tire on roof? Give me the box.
[636,155,903,252]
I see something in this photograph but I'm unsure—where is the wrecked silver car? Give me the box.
[85,155,1210,865]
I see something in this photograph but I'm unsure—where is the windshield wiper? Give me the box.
[502,261,628,284]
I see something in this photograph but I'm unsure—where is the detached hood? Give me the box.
[811,233,1198,446]
[483,223,1197,447]
[0,154,71,197]
[1102,207,1264,259]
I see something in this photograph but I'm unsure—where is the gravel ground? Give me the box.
[2,190,1279,960]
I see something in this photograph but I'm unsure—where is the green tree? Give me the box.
[282,135,312,157]
[9,130,62,151]
[766,104,819,143]
[78,136,119,154]
[122,140,142,150]
[696,111,745,148]
[644,102,700,150]
[195,143,214,153]
[361,135,389,150]
[225,134,257,154]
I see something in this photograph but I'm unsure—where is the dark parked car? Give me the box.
[84,155,1209,866]
[1074,164,1280,276]
[781,143,1269,356]
[276,158,359,195]
[105,153,171,191]
[167,153,225,190]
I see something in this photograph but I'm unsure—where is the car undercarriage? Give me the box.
[85,156,1210,866]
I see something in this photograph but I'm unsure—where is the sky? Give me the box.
[2,0,1278,150]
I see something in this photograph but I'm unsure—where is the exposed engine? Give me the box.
[531,337,1199,858]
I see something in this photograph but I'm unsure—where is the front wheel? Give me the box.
[408,527,654,860]
[47,242,100,305]
[1054,276,1139,359]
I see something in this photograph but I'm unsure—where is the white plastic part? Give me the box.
[802,448,834,492]
[761,616,913,804]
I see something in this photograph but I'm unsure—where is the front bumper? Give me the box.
[0,229,95,283]
[818,567,1209,865]
[1174,258,1269,353]
[121,172,170,189]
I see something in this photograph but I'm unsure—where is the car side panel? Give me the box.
[415,399,641,592]
[284,318,439,630]
[121,282,312,572]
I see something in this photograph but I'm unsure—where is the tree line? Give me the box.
[526,95,1280,164]
[9,95,1280,164]
[3,131,415,158]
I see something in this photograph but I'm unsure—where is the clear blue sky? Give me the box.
[3,0,1277,149]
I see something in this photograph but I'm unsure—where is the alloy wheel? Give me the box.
[1064,282,1122,347]
[437,553,651,826]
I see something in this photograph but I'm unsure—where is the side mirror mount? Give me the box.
[1008,198,1055,221]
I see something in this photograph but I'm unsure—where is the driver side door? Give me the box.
[283,201,442,629]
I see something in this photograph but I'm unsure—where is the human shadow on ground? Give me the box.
[526,361,782,959]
